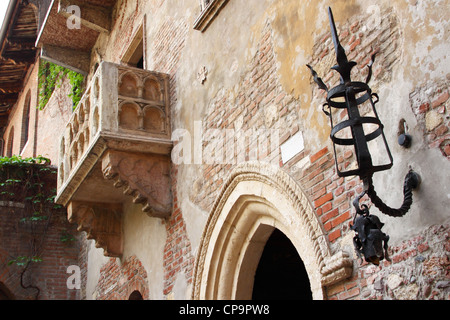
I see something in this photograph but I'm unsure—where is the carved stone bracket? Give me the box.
[320,251,353,287]
[101,150,172,219]
[68,201,123,257]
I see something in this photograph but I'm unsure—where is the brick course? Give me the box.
[0,170,80,300]
[163,166,195,297]
[95,255,149,300]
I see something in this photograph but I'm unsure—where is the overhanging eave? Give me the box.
[36,0,116,73]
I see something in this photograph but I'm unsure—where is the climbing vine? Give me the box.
[0,155,61,211]
[38,61,84,110]
[0,155,70,299]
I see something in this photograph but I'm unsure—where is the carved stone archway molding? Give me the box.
[191,161,353,300]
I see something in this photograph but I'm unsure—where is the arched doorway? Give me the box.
[252,229,312,300]
[192,162,353,300]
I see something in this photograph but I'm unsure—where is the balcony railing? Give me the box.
[55,62,173,257]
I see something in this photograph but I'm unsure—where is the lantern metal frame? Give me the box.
[307,8,421,265]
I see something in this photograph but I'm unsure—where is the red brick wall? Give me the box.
[163,167,195,296]
[1,64,39,159]
[296,146,358,245]
[94,255,149,300]
[0,170,80,300]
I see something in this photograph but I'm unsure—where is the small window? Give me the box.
[6,126,14,157]
[20,90,32,153]
[193,0,229,32]
[121,24,145,69]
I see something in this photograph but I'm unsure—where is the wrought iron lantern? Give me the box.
[307,8,421,265]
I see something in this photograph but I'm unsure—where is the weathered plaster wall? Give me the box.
[81,198,167,300]
[77,0,449,300]
[121,200,167,299]
[175,0,449,245]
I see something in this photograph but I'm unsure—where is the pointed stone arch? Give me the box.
[192,162,353,300]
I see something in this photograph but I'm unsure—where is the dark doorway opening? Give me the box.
[129,290,143,300]
[252,229,312,300]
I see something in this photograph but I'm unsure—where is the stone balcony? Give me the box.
[55,62,172,257]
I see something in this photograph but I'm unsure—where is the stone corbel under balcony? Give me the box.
[102,150,172,219]
[68,201,123,257]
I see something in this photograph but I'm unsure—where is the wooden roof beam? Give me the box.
[1,50,36,65]
[0,92,19,105]
[6,37,37,49]
[0,82,23,93]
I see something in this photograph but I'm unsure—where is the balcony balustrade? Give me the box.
[55,62,172,257]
